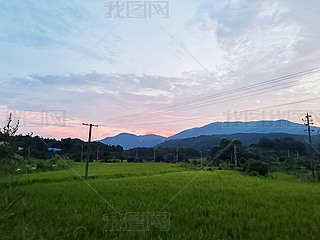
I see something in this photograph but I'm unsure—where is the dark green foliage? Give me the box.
[257,137,274,149]
[127,157,143,163]
[0,114,20,159]
[0,156,72,175]
[205,137,319,179]
[0,133,17,159]
[126,147,200,163]
[244,159,269,176]
[257,137,306,153]
[13,135,125,161]
[2,132,319,180]
[206,139,253,166]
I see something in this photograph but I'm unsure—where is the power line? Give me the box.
[108,78,315,124]
[106,68,319,121]
[106,68,319,123]
[153,68,319,111]
[149,77,319,114]
[109,97,320,127]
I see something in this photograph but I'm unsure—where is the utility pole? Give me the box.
[82,123,98,178]
[176,147,179,162]
[27,146,31,158]
[96,146,100,160]
[303,113,315,178]
[81,145,84,162]
[234,144,238,167]
[153,148,156,161]
[296,151,299,160]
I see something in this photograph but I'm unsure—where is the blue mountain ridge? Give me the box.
[99,120,320,149]
[99,133,167,150]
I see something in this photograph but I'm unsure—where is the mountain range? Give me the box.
[99,133,166,150]
[99,120,320,149]
[157,133,320,152]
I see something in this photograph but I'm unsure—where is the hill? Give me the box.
[100,120,320,149]
[157,133,320,151]
[99,133,166,150]
[168,120,320,140]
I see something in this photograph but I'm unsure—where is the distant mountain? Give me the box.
[168,120,320,140]
[100,120,320,149]
[99,133,166,150]
[157,133,320,152]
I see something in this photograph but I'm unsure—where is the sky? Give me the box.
[0,0,320,141]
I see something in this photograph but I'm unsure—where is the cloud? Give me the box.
[1,72,217,121]
[0,0,123,79]
[186,0,320,93]
[1,0,320,140]
[0,1,88,47]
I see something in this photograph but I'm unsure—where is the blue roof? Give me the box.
[48,148,62,152]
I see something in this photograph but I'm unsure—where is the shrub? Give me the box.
[244,159,269,176]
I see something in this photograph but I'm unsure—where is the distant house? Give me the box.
[47,148,62,152]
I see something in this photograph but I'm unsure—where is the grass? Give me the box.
[17,162,186,184]
[1,162,320,239]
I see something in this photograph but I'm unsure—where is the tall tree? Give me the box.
[0,113,20,158]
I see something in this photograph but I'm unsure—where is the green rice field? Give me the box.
[1,162,320,239]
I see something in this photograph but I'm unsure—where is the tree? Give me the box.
[257,138,274,149]
[0,113,20,158]
[243,159,269,176]
[1,113,19,137]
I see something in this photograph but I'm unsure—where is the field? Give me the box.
[1,162,320,240]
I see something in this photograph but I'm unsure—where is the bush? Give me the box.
[191,159,198,165]
[0,156,72,174]
[218,163,234,170]
[247,171,260,177]
[103,159,121,163]
[244,159,269,176]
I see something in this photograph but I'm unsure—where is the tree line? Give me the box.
[1,113,319,179]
